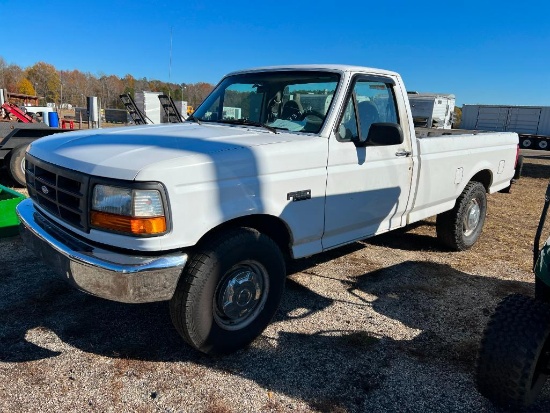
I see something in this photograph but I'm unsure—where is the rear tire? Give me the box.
[169,227,286,355]
[538,139,549,151]
[514,155,524,181]
[8,144,27,187]
[436,181,487,251]
[476,294,550,409]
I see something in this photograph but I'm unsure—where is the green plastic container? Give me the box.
[0,184,26,238]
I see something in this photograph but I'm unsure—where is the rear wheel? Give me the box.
[538,139,549,151]
[8,144,27,187]
[514,155,524,181]
[436,181,487,251]
[476,294,550,409]
[169,227,286,355]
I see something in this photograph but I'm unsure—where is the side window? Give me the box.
[355,80,398,137]
[337,99,358,141]
[337,78,399,143]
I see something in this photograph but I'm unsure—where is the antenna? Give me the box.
[169,27,173,97]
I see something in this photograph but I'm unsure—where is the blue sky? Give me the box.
[1,0,549,106]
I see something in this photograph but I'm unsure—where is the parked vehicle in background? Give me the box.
[17,64,521,355]
[461,104,550,150]
[408,92,455,129]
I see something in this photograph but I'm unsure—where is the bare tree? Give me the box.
[0,56,214,110]
[3,63,24,93]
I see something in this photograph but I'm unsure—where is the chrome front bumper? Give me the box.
[16,199,187,303]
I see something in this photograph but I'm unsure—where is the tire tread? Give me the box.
[476,294,550,408]
[436,181,486,251]
[169,227,285,354]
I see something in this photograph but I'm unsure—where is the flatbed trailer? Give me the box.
[461,104,550,150]
[0,122,67,186]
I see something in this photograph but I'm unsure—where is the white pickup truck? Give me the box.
[17,65,520,355]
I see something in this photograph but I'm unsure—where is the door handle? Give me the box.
[395,150,412,157]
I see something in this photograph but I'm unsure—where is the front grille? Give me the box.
[25,155,90,231]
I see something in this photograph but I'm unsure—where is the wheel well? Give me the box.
[470,170,492,191]
[197,215,293,259]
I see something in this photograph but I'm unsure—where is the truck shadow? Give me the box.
[4,237,550,411]
[0,167,17,188]
[521,161,550,179]
[364,221,443,252]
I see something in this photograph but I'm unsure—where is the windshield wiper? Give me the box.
[186,115,202,125]
[221,119,277,134]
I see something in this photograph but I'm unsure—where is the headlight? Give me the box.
[91,185,167,235]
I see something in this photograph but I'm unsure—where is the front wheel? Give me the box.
[436,181,487,251]
[476,294,550,409]
[169,227,286,355]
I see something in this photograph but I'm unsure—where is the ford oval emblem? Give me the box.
[41,185,49,195]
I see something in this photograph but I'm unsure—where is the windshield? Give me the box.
[191,71,340,134]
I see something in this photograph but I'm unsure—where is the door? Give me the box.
[322,76,414,249]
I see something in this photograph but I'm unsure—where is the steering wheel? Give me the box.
[281,101,302,120]
[300,110,325,121]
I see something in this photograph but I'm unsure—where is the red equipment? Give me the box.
[1,102,36,123]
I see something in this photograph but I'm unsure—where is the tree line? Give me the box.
[0,57,214,109]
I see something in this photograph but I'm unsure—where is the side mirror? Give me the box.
[356,123,404,147]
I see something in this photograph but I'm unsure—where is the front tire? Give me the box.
[169,228,286,355]
[436,181,487,251]
[476,294,550,409]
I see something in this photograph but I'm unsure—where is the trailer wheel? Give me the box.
[169,227,286,355]
[476,294,550,409]
[436,181,487,251]
[7,144,28,187]
[521,138,533,149]
[537,139,549,150]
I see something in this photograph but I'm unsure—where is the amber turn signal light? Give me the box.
[91,211,166,235]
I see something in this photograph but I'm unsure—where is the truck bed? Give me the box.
[408,128,518,225]
[415,127,495,138]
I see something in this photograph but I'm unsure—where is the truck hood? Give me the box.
[28,123,298,180]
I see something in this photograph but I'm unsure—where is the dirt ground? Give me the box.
[1,150,549,412]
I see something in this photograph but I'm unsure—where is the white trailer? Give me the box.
[407,92,455,129]
[461,104,550,150]
[135,91,162,124]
